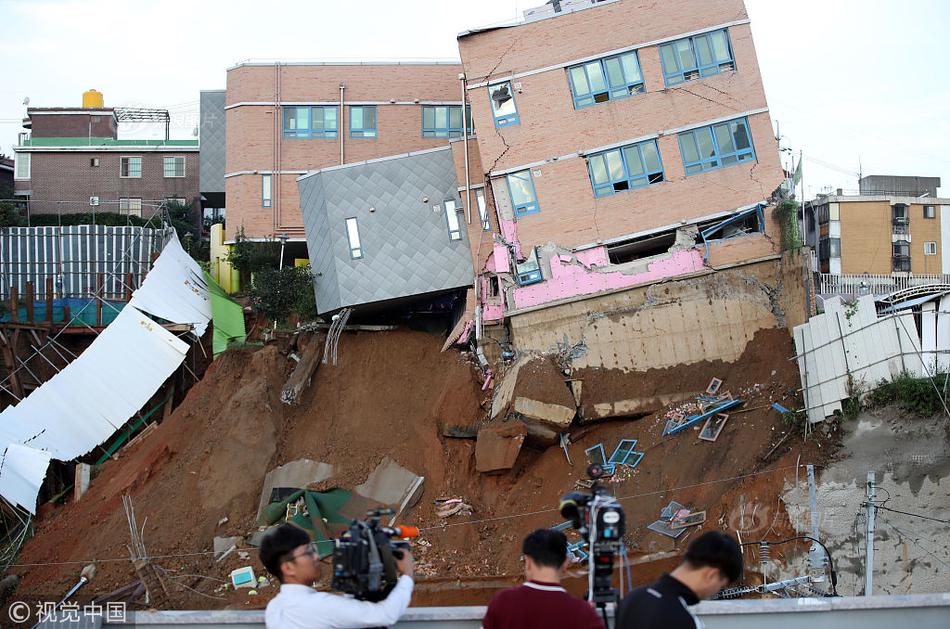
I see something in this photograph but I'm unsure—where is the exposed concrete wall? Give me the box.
[507,255,794,371]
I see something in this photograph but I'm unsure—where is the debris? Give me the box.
[567,379,583,406]
[607,438,644,469]
[217,516,229,527]
[476,421,528,473]
[436,499,474,518]
[257,459,334,521]
[552,521,573,531]
[567,541,589,562]
[442,424,479,439]
[281,335,323,405]
[247,589,258,596]
[698,413,730,442]
[671,510,707,529]
[238,551,250,560]
[213,536,241,561]
[355,457,425,525]
[650,500,705,537]
[574,479,594,489]
[770,402,790,414]
[73,463,91,502]
[559,433,573,465]
[230,567,256,589]
[705,377,723,395]
[481,368,494,391]
[664,399,743,436]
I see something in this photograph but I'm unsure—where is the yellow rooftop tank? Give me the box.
[82,89,104,108]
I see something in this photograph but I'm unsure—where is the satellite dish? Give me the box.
[192,126,199,137]
[22,97,30,106]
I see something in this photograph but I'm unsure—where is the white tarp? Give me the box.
[128,232,211,337]
[0,445,52,514]
[0,233,207,513]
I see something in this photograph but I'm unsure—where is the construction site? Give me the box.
[1,0,949,627]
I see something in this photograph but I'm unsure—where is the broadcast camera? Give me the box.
[331,508,418,601]
[559,463,626,606]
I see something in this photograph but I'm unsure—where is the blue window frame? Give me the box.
[659,29,735,86]
[587,139,664,197]
[421,105,471,138]
[678,117,755,175]
[349,106,377,138]
[488,82,519,127]
[567,50,645,108]
[283,106,338,138]
[262,174,272,208]
[515,247,543,286]
[506,170,539,216]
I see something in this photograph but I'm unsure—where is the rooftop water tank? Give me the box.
[82,89,104,108]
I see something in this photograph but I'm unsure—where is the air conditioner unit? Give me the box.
[89,196,100,206]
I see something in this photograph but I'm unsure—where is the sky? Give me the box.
[1,0,947,199]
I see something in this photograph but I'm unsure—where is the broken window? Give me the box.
[445,199,462,241]
[567,50,644,109]
[515,247,543,286]
[283,106,338,139]
[607,231,676,264]
[262,174,272,208]
[422,105,471,138]
[345,217,363,259]
[587,139,664,197]
[475,188,490,230]
[679,117,755,175]
[506,170,540,216]
[349,106,377,138]
[488,82,519,127]
[659,29,735,86]
[697,207,765,262]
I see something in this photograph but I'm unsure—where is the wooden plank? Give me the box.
[9,286,18,323]
[45,278,54,324]
[280,335,324,405]
[0,330,24,400]
[95,274,103,327]
[24,282,34,324]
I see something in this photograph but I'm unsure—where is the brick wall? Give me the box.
[22,151,199,219]
[225,63,464,240]
[838,200,945,275]
[28,111,117,139]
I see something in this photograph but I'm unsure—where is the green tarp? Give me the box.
[205,271,247,356]
[261,488,357,558]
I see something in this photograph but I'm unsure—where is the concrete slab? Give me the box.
[475,421,528,473]
[213,536,241,560]
[513,397,574,427]
[257,459,334,521]
[354,457,425,516]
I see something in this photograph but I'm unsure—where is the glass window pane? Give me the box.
[710,30,730,62]
[604,150,625,181]
[623,146,645,176]
[423,107,435,129]
[681,133,700,163]
[446,201,461,232]
[508,172,534,205]
[660,44,680,73]
[346,218,361,249]
[732,121,750,150]
[326,107,337,130]
[604,58,624,88]
[585,61,607,93]
[714,123,737,154]
[435,107,447,129]
[694,34,714,66]
[364,107,376,129]
[351,107,363,129]
[675,39,694,70]
[642,141,661,172]
[569,66,590,96]
[589,155,608,185]
[620,52,641,83]
[449,107,461,129]
[695,128,715,159]
[490,83,516,117]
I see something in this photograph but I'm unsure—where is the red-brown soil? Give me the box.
[8,327,837,612]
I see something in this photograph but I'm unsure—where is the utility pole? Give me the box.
[865,471,876,596]
[806,464,825,572]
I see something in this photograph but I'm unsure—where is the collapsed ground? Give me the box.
[9,327,836,609]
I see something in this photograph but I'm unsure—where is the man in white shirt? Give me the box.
[261,523,415,629]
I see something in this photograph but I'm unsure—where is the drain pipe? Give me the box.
[339,83,345,165]
[460,73,472,226]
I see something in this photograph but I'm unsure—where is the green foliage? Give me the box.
[226,227,281,277]
[0,200,25,227]
[782,409,806,428]
[27,211,151,227]
[773,200,802,251]
[248,265,317,323]
[866,372,948,417]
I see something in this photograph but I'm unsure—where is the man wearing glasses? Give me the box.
[260,523,415,628]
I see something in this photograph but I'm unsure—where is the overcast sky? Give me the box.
[1,0,947,198]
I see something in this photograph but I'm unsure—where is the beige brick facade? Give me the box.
[224,62,464,240]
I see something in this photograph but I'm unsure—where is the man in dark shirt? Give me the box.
[616,531,742,629]
[482,528,604,629]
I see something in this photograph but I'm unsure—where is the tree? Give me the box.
[248,266,317,323]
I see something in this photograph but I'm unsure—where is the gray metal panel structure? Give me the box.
[859,175,941,198]
[298,147,473,314]
[199,90,226,194]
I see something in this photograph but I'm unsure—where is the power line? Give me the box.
[873,503,950,526]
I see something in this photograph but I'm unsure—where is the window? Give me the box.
[892,203,909,223]
[165,197,187,207]
[163,156,185,178]
[262,174,272,208]
[567,50,644,108]
[14,153,30,179]
[120,156,142,178]
[445,199,462,241]
[283,106,338,138]
[893,239,911,272]
[925,241,938,256]
[924,205,936,219]
[345,217,363,259]
[488,82,519,127]
[659,29,735,86]
[90,158,99,168]
[349,106,377,138]
[679,117,755,175]
[587,139,664,197]
[515,247,543,285]
[119,197,143,217]
[475,188,490,230]
[422,105,470,138]
[506,170,539,216]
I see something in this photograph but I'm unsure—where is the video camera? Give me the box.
[559,463,626,606]
[331,508,419,601]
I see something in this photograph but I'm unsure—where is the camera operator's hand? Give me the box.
[395,551,415,578]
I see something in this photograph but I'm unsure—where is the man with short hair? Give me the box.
[615,531,742,629]
[482,528,604,629]
[260,523,414,629]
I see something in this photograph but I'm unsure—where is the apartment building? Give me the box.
[454,0,784,321]
[13,92,199,220]
[805,176,949,275]
[224,61,466,254]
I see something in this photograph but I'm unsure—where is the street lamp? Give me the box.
[278,233,289,269]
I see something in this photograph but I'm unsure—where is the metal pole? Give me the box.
[806,464,824,572]
[339,83,345,166]
[865,471,876,596]
[460,73,472,226]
